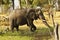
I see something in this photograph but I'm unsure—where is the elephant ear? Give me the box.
[26,8,36,19]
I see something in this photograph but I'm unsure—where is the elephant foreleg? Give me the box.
[27,19,36,32]
[10,19,15,32]
[30,24,36,32]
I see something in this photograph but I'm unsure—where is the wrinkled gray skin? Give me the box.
[9,8,51,32]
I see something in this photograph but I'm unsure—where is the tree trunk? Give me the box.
[19,0,22,9]
[54,23,59,40]
[25,0,30,5]
[25,0,34,8]
[12,0,21,9]
[0,0,2,4]
[55,0,59,10]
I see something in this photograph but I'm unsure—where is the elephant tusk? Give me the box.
[42,20,46,21]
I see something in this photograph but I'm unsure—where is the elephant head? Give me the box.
[26,7,51,32]
[35,7,51,28]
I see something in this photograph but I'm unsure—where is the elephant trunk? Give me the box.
[39,10,51,28]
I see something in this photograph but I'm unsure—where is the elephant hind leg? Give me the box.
[10,19,16,32]
[11,26,14,32]
[15,25,19,31]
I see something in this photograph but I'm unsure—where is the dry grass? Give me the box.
[0,11,60,30]
[0,12,60,40]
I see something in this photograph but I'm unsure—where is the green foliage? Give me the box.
[2,0,49,7]
[0,36,33,40]
[21,0,26,6]
[0,27,53,40]
[2,0,55,12]
[32,0,40,6]
[3,0,10,4]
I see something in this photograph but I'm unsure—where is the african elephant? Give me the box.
[8,7,51,32]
